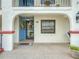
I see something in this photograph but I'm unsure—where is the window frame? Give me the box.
[41,20,56,34]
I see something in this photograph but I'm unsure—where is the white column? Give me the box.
[69,13,79,47]
[2,0,13,51]
[72,0,77,11]
[69,0,79,47]
[2,12,13,51]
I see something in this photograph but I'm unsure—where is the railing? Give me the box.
[41,0,71,7]
[12,0,71,7]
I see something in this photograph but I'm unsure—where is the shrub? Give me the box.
[69,45,79,51]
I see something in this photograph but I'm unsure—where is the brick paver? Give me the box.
[0,43,74,59]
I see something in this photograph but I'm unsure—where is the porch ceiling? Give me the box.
[17,13,68,18]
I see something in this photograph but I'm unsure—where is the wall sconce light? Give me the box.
[76,12,79,23]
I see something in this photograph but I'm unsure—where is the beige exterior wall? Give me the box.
[34,14,70,43]
[13,16,19,43]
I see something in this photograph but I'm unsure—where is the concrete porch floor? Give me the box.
[0,43,74,59]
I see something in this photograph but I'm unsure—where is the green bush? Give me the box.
[44,0,51,6]
[69,45,79,51]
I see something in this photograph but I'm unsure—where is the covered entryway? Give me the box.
[34,14,70,43]
[13,13,70,49]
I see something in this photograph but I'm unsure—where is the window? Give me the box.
[0,0,1,8]
[19,0,34,6]
[41,0,55,6]
[41,20,55,33]
[76,12,79,23]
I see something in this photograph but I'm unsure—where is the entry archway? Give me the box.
[13,13,70,49]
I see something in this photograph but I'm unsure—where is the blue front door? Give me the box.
[19,16,27,41]
[19,29,27,41]
[19,16,34,41]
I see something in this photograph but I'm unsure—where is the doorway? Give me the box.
[19,16,34,44]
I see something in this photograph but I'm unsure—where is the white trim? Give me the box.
[12,7,72,11]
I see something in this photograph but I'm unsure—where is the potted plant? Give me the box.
[56,4,60,7]
[69,45,79,59]
[44,0,51,6]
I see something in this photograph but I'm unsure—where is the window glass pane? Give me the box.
[41,20,55,33]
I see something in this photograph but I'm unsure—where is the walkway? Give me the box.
[0,43,73,59]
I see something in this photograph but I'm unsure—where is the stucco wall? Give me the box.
[71,34,79,47]
[34,14,70,43]
[13,16,19,43]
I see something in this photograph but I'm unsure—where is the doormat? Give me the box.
[19,43,29,45]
